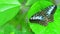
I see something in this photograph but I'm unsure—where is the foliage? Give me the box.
[0,0,60,34]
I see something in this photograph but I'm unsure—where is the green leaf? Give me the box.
[2,23,22,34]
[0,0,20,26]
[26,0,40,6]
[27,1,60,34]
[0,29,4,34]
[25,0,52,6]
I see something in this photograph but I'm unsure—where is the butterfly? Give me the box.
[29,5,57,26]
